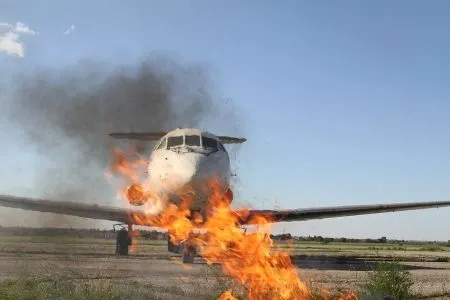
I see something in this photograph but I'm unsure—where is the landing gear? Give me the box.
[180,239,196,264]
[167,230,197,263]
[168,230,181,253]
[114,224,132,256]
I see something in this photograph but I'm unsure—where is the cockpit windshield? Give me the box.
[185,135,200,147]
[163,134,226,152]
[167,136,183,148]
[202,136,218,150]
[156,138,167,150]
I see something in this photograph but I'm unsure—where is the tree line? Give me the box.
[0,226,448,246]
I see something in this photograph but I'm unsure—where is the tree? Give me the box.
[378,236,387,243]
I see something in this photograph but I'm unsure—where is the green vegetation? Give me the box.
[419,244,444,252]
[2,227,449,255]
[0,277,153,300]
[0,273,235,300]
[0,260,448,300]
[0,227,448,299]
[0,273,350,300]
[359,261,414,299]
[275,240,450,253]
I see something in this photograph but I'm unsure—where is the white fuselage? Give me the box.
[146,128,231,211]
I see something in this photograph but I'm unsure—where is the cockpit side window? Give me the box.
[202,136,218,150]
[218,142,226,152]
[185,135,200,147]
[167,136,184,148]
[156,138,167,150]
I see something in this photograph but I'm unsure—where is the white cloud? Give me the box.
[14,22,38,35]
[0,32,23,57]
[0,21,37,58]
[63,24,75,36]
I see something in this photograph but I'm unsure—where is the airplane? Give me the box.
[0,127,449,263]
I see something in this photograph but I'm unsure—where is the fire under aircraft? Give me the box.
[0,127,450,263]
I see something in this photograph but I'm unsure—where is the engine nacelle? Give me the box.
[126,183,147,206]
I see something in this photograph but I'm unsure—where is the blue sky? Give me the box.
[1,1,450,240]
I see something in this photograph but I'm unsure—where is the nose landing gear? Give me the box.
[180,238,196,264]
[168,229,181,253]
[168,229,197,263]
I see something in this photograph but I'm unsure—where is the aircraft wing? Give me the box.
[0,194,148,225]
[218,136,247,144]
[0,194,449,226]
[238,201,450,225]
[109,132,166,141]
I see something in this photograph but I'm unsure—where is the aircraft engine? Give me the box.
[126,183,147,206]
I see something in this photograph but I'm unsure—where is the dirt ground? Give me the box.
[0,235,449,299]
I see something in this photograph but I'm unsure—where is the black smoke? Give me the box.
[4,55,240,227]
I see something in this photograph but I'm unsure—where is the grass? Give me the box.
[0,273,344,300]
[0,260,447,300]
[0,276,156,300]
[0,272,236,300]
[419,245,445,252]
[273,241,450,255]
[0,261,245,300]
[1,235,449,256]
[358,261,414,299]
[0,233,448,299]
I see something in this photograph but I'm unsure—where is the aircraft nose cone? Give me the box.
[177,152,217,186]
[179,155,202,183]
[159,150,227,193]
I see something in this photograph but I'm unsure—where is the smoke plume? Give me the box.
[4,55,240,227]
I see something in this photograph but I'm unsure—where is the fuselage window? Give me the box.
[185,135,201,147]
[167,136,184,148]
[202,136,218,150]
[156,138,167,150]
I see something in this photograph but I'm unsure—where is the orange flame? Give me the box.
[218,290,238,300]
[107,147,358,300]
[107,148,149,204]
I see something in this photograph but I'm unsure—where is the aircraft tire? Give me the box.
[168,231,181,253]
[181,240,195,264]
[116,228,130,256]
[182,248,195,264]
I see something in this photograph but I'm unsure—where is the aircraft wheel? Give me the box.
[168,230,181,253]
[181,240,196,264]
[115,228,130,256]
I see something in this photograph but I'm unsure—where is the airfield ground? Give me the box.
[0,233,449,299]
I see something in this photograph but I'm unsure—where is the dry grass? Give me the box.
[0,272,235,300]
[0,232,448,299]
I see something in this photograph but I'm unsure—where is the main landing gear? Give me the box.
[168,229,197,264]
[113,225,197,263]
[114,224,132,256]
[180,239,196,264]
[167,229,181,253]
